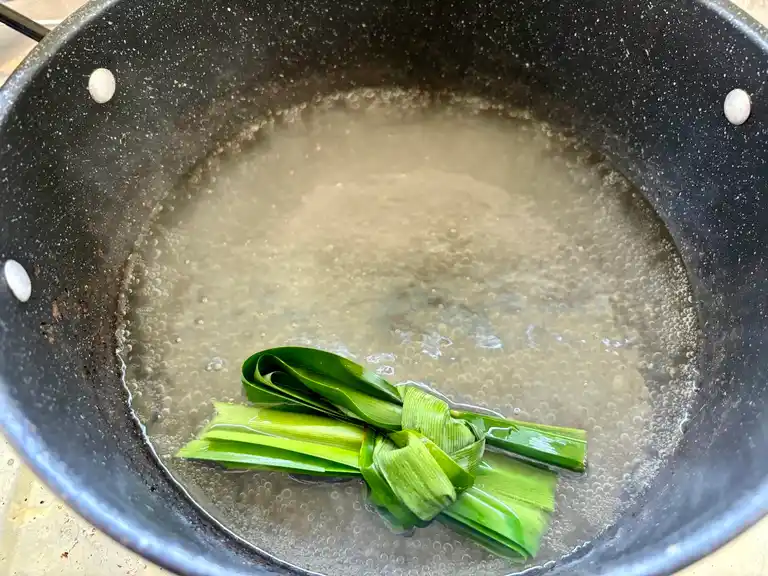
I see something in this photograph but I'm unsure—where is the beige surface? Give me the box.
[2,0,768,574]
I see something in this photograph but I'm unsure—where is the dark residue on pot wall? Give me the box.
[1,0,768,575]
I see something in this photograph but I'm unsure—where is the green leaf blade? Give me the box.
[475,451,558,513]
[291,366,404,430]
[400,386,477,457]
[242,354,345,415]
[209,403,365,452]
[177,404,366,475]
[176,439,361,476]
[439,513,528,560]
[454,411,587,472]
[358,429,425,531]
[202,429,361,469]
[242,347,403,429]
[376,431,458,521]
[443,456,558,559]
[443,489,551,560]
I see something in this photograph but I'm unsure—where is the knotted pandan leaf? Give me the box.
[399,386,485,473]
[358,428,425,531]
[242,347,586,471]
[351,386,485,528]
[180,347,588,559]
[373,431,464,521]
[177,402,561,559]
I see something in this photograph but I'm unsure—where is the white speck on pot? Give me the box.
[88,68,116,103]
[724,88,751,125]
[3,260,32,302]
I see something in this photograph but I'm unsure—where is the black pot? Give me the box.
[1,0,768,574]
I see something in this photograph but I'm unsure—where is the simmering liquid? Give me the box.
[118,89,699,576]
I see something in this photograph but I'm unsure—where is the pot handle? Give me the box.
[0,4,49,42]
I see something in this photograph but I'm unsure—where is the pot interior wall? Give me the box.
[1,0,768,575]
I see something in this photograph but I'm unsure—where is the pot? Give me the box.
[1,0,768,575]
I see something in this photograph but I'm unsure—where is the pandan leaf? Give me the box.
[175,347,590,560]
[441,451,558,559]
[242,347,403,429]
[444,477,554,558]
[177,402,563,559]
[176,439,360,476]
[398,386,485,475]
[202,429,361,469]
[474,451,557,513]
[209,403,365,451]
[442,491,547,560]
[439,514,529,560]
[376,431,459,521]
[358,429,426,531]
[454,411,587,472]
[399,387,478,456]
[176,404,366,474]
[241,347,586,470]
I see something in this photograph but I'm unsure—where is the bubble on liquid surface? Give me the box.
[118,89,699,576]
